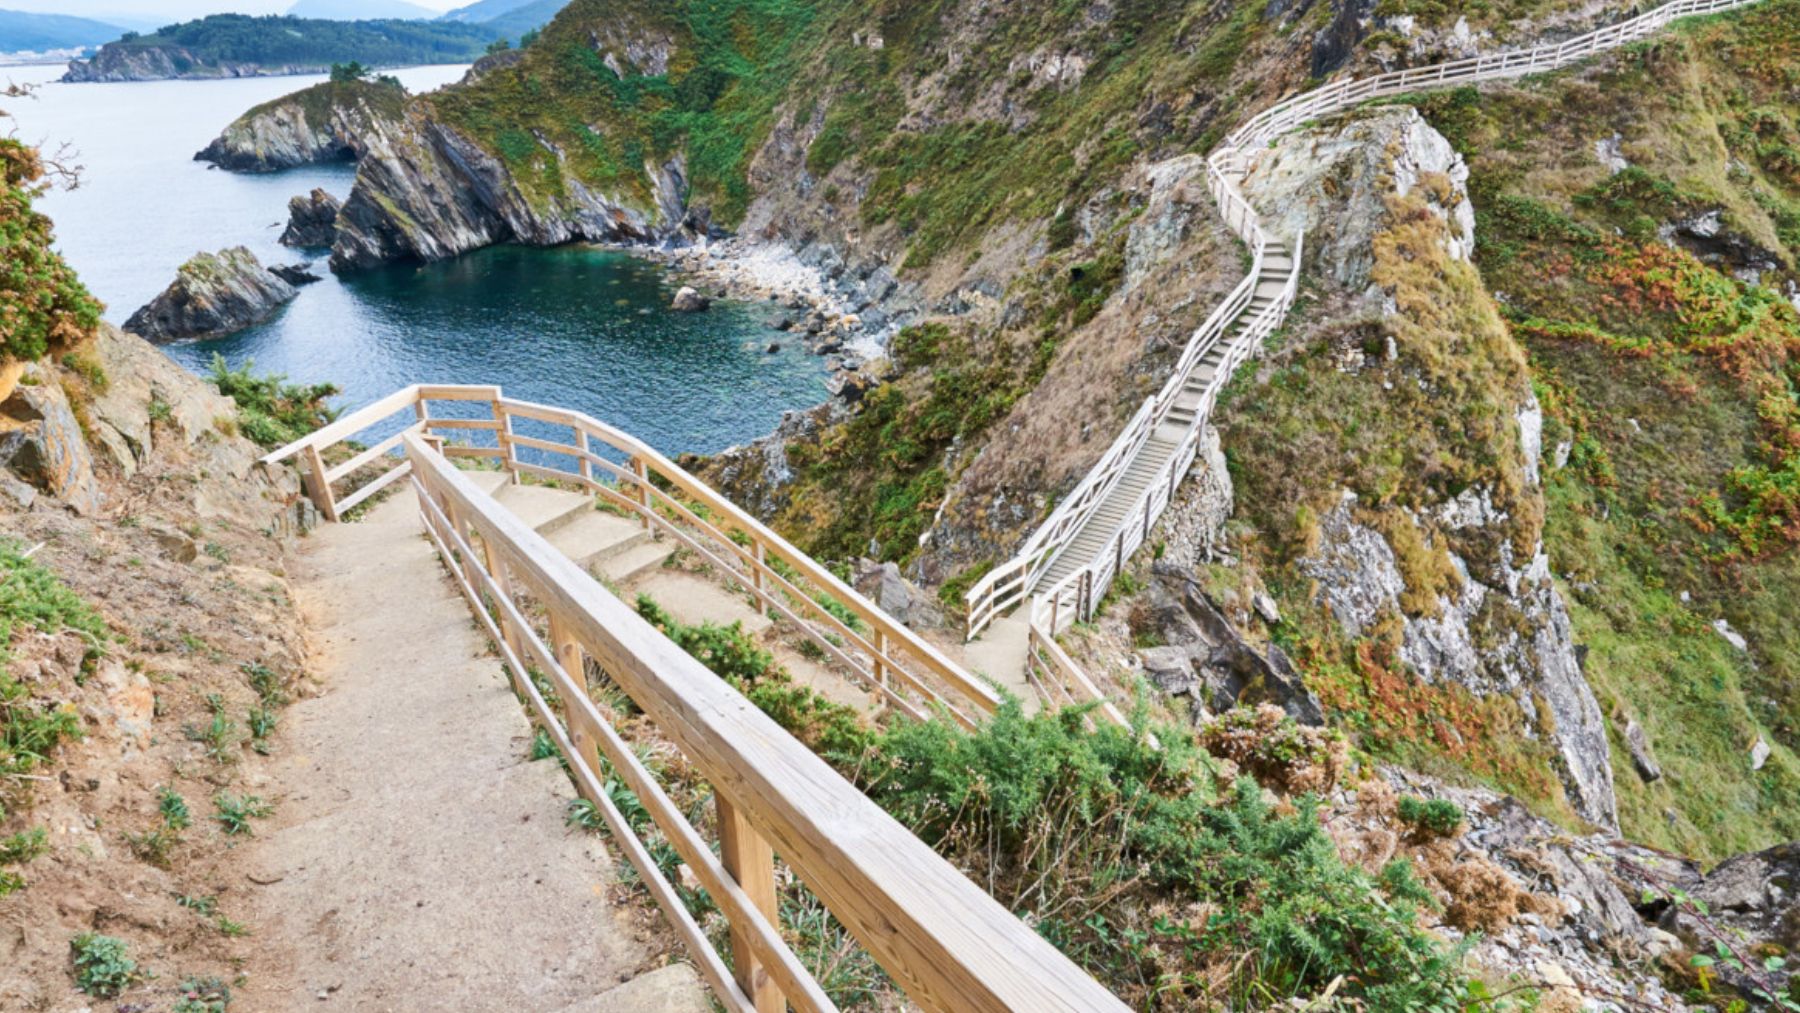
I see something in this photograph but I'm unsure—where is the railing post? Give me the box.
[491,398,518,482]
[575,428,592,485]
[302,443,340,523]
[548,611,599,804]
[716,793,782,1013]
[631,456,650,529]
[480,537,529,700]
[749,540,768,612]
[873,629,890,692]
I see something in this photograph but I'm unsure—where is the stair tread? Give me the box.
[492,482,593,534]
[596,539,674,583]
[547,510,647,564]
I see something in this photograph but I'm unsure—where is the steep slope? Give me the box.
[195,75,410,172]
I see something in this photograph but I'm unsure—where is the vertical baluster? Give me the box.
[303,443,339,523]
[716,794,782,1013]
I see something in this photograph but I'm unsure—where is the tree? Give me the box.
[329,60,369,82]
[0,88,100,367]
[485,38,510,55]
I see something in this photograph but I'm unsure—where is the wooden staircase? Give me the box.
[1038,241,1293,587]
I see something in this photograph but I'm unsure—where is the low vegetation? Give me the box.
[1405,0,1800,858]
[206,354,339,449]
[612,591,1473,1009]
[0,539,107,784]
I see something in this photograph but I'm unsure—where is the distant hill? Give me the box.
[288,0,437,21]
[476,0,567,39]
[439,0,539,22]
[0,8,125,53]
[62,14,495,82]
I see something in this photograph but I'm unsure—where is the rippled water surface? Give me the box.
[6,63,826,455]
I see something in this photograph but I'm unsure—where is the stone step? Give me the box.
[547,509,652,569]
[547,964,710,1013]
[492,482,594,535]
[595,538,675,584]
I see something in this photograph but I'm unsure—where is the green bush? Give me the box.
[1397,795,1466,838]
[857,703,1467,1008]
[0,138,101,366]
[69,932,137,998]
[0,825,47,894]
[1,539,106,775]
[206,354,338,449]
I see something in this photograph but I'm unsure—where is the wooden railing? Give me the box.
[400,431,1127,1013]
[264,385,1002,728]
[968,0,1764,645]
[1223,0,1761,157]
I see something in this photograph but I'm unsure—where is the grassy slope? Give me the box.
[233,78,410,127]
[1405,0,1800,860]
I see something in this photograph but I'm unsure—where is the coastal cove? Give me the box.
[5,63,829,456]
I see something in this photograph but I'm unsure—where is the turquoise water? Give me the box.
[5,63,825,455]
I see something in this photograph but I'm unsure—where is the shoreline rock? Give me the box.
[280,189,342,248]
[124,247,298,343]
[195,78,408,174]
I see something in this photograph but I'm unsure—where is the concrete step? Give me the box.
[548,964,711,1013]
[595,538,675,584]
[547,509,651,569]
[492,482,593,535]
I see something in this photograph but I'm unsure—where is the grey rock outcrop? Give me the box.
[64,45,322,83]
[670,286,710,312]
[196,79,408,173]
[86,324,241,482]
[1139,574,1325,724]
[0,371,102,514]
[125,247,297,343]
[1663,841,1799,1000]
[1242,108,1617,831]
[330,115,664,272]
[1242,106,1475,292]
[280,189,342,248]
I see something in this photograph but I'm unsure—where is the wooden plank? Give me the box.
[324,424,419,484]
[333,460,411,515]
[262,385,420,464]
[424,418,503,431]
[405,435,1129,1013]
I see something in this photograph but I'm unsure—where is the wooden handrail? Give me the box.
[263,385,1001,724]
[402,432,1128,1013]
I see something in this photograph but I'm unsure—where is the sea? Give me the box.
[2,62,827,455]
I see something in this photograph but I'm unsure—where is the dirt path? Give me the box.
[236,482,705,1012]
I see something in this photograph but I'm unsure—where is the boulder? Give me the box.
[1137,646,1199,697]
[270,263,324,286]
[280,189,342,248]
[852,561,944,630]
[671,286,711,312]
[124,247,298,342]
[1664,842,1800,999]
[1623,719,1662,782]
[0,372,102,514]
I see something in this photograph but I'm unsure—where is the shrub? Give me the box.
[0,825,46,894]
[857,703,1466,1008]
[206,354,338,449]
[1198,704,1350,795]
[1397,795,1465,838]
[69,932,137,997]
[158,786,191,830]
[0,137,101,366]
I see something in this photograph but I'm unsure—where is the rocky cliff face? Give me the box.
[329,112,682,271]
[62,45,322,83]
[195,79,409,173]
[1182,106,1618,829]
[280,189,342,248]
[124,247,297,343]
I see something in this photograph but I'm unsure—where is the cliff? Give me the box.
[195,77,409,173]
[124,248,297,343]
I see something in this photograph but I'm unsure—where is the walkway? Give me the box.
[238,475,709,1011]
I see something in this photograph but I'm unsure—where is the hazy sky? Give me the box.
[6,0,464,21]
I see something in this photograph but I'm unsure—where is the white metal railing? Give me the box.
[967,0,1763,641]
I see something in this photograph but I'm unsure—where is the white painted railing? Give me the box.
[968,0,1764,642]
